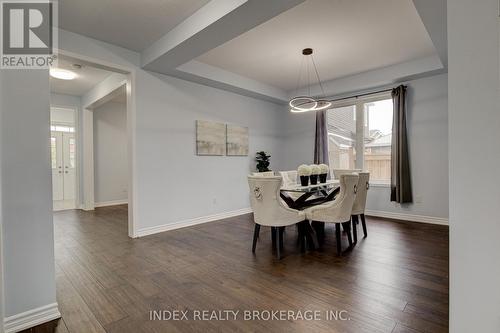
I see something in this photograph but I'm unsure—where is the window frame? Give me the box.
[328,92,393,186]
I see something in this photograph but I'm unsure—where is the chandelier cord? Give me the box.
[293,55,305,100]
[307,55,311,97]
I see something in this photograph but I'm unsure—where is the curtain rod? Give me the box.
[328,86,404,103]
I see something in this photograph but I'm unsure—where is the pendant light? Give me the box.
[289,48,331,113]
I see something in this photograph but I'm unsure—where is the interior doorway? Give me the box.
[49,52,136,237]
[50,107,77,211]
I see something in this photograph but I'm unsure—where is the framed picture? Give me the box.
[226,125,249,156]
[196,120,226,156]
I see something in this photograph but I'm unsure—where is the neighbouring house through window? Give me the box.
[327,93,393,185]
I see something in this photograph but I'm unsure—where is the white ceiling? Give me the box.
[59,0,211,51]
[196,0,437,91]
[50,56,114,96]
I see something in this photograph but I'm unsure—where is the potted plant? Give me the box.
[255,151,271,172]
[309,165,320,185]
[319,164,329,183]
[297,164,311,186]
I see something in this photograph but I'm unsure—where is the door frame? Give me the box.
[49,106,79,210]
[57,49,138,238]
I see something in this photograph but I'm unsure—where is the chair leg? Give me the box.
[297,223,306,253]
[252,224,260,253]
[271,227,277,250]
[361,214,367,238]
[335,223,342,256]
[279,227,285,251]
[311,221,325,249]
[276,228,282,259]
[351,215,358,244]
[342,221,353,248]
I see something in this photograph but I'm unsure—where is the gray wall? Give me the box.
[93,101,128,204]
[57,30,285,234]
[0,70,56,317]
[135,71,284,230]
[366,74,448,218]
[0,70,4,331]
[280,73,449,220]
[448,0,500,331]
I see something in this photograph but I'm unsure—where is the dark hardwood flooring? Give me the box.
[50,205,449,333]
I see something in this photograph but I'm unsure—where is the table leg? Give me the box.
[311,221,325,249]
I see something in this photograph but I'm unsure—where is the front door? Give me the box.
[51,130,76,210]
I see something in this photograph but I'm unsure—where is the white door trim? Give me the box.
[82,107,95,211]
[61,49,138,238]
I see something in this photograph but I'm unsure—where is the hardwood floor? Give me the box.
[52,205,449,332]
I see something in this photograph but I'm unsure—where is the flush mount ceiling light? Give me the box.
[50,68,77,80]
[289,48,332,113]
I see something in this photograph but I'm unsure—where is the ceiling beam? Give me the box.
[141,0,305,72]
[412,0,447,67]
[170,60,288,103]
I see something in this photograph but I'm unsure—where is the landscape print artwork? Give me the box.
[226,125,249,156]
[196,120,226,155]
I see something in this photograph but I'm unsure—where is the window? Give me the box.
[327,94,393,185]
[50,137,57,169]
[364,99,393,184]
[69,138,76,168]
[327,105,357,170]
[50,125,74,133]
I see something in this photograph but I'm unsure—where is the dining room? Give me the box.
[6,0,500,332]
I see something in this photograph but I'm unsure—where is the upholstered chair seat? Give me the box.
[304,174,359,255]
[248,176,305,259]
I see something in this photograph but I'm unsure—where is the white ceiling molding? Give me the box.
[411,0,448,67]
[82,73,127,109]
[173,60,288,103]
[141,0,305,72]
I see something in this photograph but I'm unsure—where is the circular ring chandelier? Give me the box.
[289,48,332,113]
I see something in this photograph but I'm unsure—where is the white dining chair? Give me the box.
[279,170,298,186]
[248,175,305,259]
[279,170,302,200]
[252,171,275,177]
[304,174,359,255]
[351,172,370,243]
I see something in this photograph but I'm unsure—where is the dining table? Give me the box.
[280,179,340,251]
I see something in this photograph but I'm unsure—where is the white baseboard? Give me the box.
[365,209,449,225]
[4,303,61,333]
[136,207,253,237]
[94,199,128,208]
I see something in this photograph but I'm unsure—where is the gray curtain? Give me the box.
[391,85,412,203]
[314,110,329,164]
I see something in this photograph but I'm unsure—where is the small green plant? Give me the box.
[255,151,271,172]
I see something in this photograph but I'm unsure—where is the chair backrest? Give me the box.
[310,174,359,223]
[252,171,275,177]
[279,170,298,187]
[247,176,303,227]
[352,172,370,215]
[332,169,362,180]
